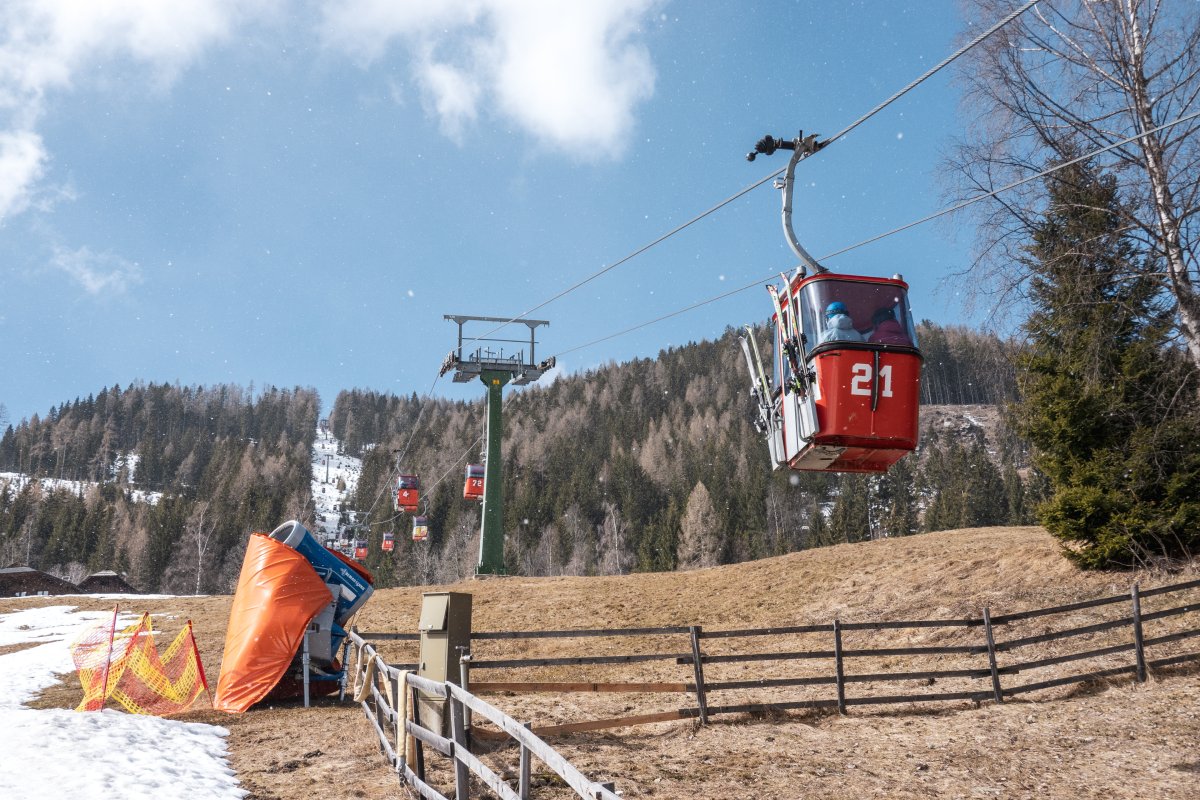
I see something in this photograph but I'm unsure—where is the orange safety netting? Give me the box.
[71,608,210,715]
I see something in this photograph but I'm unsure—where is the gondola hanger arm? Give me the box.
[746,131,828,277]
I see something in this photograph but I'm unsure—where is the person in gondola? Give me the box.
[867,306,910,345]
[820,301,865,343]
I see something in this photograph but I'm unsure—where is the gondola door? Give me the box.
[772,293,823,468]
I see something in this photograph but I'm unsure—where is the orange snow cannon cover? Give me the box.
[213,533,333,713]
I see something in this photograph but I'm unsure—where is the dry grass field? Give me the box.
[7,525,1200,799]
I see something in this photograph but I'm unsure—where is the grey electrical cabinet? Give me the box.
[417,591,472,734]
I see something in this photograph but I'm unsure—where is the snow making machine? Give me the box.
[214,519,374,712]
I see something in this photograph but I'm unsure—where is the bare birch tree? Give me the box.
[597,501,632,575]
[185,501,217,595]
[948,0,1200,370]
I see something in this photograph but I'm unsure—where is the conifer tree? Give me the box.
[1015,153,1200,566]
[828,474,871,543]
[875,458,918,537]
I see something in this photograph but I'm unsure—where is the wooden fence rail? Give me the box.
[346,630,621,800]
[358,576,1200,738]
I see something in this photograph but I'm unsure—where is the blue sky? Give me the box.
[1,1,987,425]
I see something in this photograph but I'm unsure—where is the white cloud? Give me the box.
[0,130,47,220]
[0,0,260,223]
[419,59,483,140]
[50,245,142,296]
[320,0,659,157]
[489,1,656,155]
[319,1,482,61]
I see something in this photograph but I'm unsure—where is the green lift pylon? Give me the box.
[440,314,553,576]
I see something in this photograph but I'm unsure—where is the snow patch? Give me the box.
[0,605,245,799]
[0,470,163,506]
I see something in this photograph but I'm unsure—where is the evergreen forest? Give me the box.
[0,384,318,593]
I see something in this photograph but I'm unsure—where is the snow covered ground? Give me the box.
[0,604,244,799]
[0,470,163,506]
[310,426,361,545]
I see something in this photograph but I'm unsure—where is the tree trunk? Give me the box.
[1124,2,1200,373]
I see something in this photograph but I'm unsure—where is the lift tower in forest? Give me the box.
[440,315,553,576]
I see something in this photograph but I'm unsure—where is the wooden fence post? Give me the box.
[389,670,403,768]
[982,608,1003,703]
[450,693,471,800]
[688,625,709,724]
[833,620,846,715]
[410,682,426,783]
[1131,584,1147,683]
[518,722,532,800]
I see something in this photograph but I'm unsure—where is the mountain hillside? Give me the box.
[339,323,1032,585]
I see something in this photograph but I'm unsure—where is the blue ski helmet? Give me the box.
[825,301,848,318]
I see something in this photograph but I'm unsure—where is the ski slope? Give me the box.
[310,425,361,546]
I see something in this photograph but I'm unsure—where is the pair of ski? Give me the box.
[765,272,811,397]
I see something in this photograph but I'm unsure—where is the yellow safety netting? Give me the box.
[71,608,210,715]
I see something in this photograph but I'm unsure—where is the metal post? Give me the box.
[338,637,351,703]
[302,630,311,708]
[1131,584,1148,682]
[477,370,510,575]
[688,625,709,724]
[982,608,1003,703]
[833,620,846,715]
[458,649,472,733]
[518,722,532,800]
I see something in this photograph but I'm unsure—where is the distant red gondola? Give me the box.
[382,531,394,552]
[411,516,429,543]
[463,464,485,501]
[395,474,420,513]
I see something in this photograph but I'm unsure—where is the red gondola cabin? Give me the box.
[463,464,485,501]
[753,272,922,473]
[381,531,394,552]
[395,475,420,513]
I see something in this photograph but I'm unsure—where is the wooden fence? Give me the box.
[359,576,1200,737]
[346,630,621,800]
